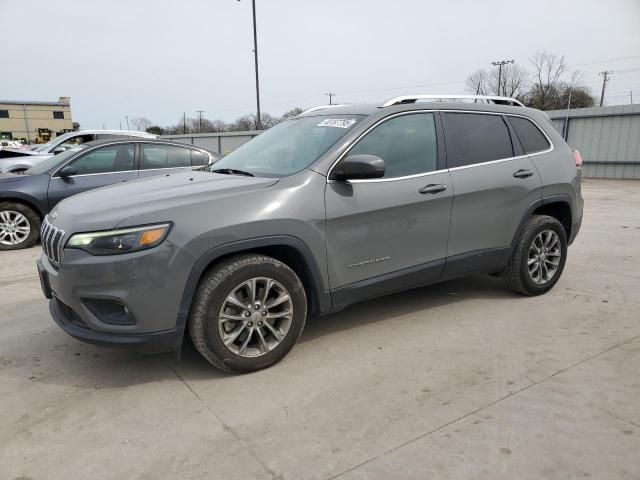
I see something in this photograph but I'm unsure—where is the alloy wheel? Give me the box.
[0,210,31,246]
[527,229,562,285]
[218,277,293,358]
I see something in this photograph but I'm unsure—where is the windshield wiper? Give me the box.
[210,168,254,177]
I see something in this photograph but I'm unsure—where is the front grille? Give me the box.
[41,217,66,263]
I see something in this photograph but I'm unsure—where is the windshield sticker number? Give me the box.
[317,119,357,129]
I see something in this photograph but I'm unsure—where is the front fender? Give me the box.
[176,235,331,330]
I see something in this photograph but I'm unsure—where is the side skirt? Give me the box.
[326,247,511,314]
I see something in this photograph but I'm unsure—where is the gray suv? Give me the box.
[37,95,584,373]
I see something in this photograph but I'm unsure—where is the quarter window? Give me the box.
[444,113,514,168]
[508,116,550,154]
[68,144,134,175]
[347,113,438,178]
[141,144,192,169]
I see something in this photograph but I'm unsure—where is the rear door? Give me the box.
[442,111,542,275]
[47,143,138,209]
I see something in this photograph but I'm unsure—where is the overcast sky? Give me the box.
[2,0,639,129]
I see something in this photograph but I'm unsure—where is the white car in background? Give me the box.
[0,130,158,173]
[0,140,23,150]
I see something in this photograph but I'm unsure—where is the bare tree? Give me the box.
[281,107,305,120]
[526,51,567,110]
[130,117,152,132]
[495,63,529,98]
[465,64,528,98]
[465,69,491,95]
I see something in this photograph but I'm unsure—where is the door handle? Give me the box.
[419,184,447,195]
[513,169,534,179]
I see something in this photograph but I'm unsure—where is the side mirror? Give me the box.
[330,154,385,181]
[53,146,66,155]
[58,165,77,178]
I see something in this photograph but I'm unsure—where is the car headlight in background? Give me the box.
[66,223,171,255]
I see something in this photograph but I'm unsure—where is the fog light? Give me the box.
[83,299,136,326]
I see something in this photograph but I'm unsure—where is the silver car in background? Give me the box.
[0,130,157,173]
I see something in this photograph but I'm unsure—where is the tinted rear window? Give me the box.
[444,113,513,168]
[509,116,550,154]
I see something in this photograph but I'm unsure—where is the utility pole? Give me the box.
[563,89,572,140]
[325,93,336,105]
[196,110,204,133]
[491,59,514,96]
[630,90,634,105]
[237,0,262,129]
[183,112,186,134]
[119,121,122,130]
[125,115,129,130]
[599,71,610,107]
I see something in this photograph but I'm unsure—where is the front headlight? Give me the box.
[66,223,171,255]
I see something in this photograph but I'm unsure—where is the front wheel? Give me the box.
[0,202,41,250]
[503,214,567,296]
[188,254,307,373]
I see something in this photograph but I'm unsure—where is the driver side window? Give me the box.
[69,144,134,175]
[348,113,438,178]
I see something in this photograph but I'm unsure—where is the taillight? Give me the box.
[572,149,583,168]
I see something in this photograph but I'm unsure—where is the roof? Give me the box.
[297,101,539,118]
[71,129,156,136]
[0,100,70,106]
[77,137,218,154]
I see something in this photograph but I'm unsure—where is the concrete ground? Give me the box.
[1,179,639,480]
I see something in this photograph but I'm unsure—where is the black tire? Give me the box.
[0,201,41,251]
[503,214,568,296]
[188,254,307,373]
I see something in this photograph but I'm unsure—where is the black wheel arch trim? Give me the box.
[510,194,574,253]
[0,193,47,218]
[176,235,331,330]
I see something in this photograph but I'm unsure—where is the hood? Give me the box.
[50,171,279,233]
[0,148,39,159]
[0,172,27,184]
[0,154,51,173]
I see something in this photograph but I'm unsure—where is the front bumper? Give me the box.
[49,296,183,353]
[38,241,194,353]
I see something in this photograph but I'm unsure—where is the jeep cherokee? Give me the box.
[37,95,584,373]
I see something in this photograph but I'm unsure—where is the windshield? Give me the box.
[209,115,364,177]
[26,145,87,175]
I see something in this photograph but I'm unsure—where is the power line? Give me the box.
[568,55,640,68]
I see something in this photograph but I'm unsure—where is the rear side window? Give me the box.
[141,144,192,169]
[508,116,550,154]
[444,113,513,168]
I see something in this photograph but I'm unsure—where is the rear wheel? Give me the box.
[0,202,41,250]
[503,214,567,295]
[188,254,307,373]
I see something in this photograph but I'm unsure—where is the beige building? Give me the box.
[0,97,74,144]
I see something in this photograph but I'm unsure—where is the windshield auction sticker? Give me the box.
[317,118,357,128]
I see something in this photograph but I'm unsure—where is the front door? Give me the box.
[325,112,452,306]
[47,143,138,209]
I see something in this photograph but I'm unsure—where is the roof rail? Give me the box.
[380,95,525,108]
[299,104,349,115]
